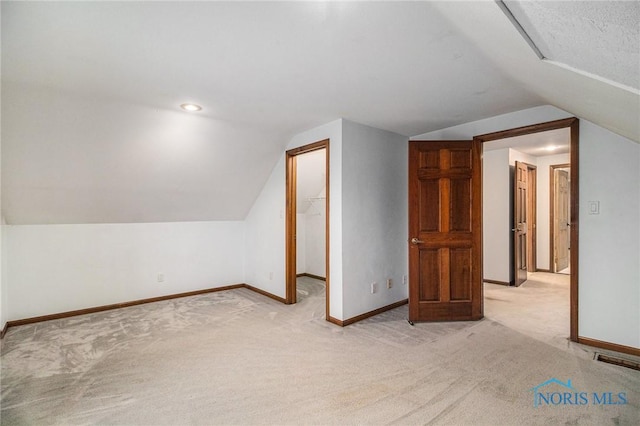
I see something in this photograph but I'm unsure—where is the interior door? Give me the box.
[526,167,537,272]
[513,161,528,287]
[554,169,570,272]
[408,140,482,322]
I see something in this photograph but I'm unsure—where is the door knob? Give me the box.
[411,237,424,245]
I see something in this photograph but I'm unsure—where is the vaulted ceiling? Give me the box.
[2,1,638,224]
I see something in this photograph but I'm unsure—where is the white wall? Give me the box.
[579,121,640,348]
[244,118,408,321]
[413,105,640,349]
[296,149,326,278]
[341,120,408,319]
[243,153,288,298]
[6,221,245,320]
[482,148,510,283]
[536,153,571,271]
[508,149,537,167]
[304,187,326,278]
[296,197,326,277]
[1,133,5,330]
[244,119,343,318]
[296,213,307,274]
[413,106,573,141]
[1,216,7,332]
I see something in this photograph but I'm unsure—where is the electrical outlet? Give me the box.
[157,273,165,283]
[403,275,408,285]
[371,282,378,294]
[387,278,393,289]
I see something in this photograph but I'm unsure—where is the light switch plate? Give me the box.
[588,201,600,215]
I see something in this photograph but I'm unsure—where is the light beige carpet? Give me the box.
[484,272,571,352]
[1,276,639,425]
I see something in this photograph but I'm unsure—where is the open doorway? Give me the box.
[476,117,579,342]
[285,140,329,319]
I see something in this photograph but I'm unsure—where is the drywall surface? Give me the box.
[244,118,407,321]
[579,120,639,348]
[6,221,245,320]
[243,153,288,299]
[1,140,5,330]
[412,106,573,141]
[341,120,408,319]
[508,149,537,167]
[535,153,571,271]
[296,150,326,278]
[413,105,640,349]
[304,187,326,278]
[244,119,343,318]
[296,213,306,274]
[1,216,6,332]
[482,148,510,283]
[2,83,283,225]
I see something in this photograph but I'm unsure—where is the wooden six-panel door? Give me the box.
[513,161,528,287]
[408,141,482,322]
[554,169,570,272]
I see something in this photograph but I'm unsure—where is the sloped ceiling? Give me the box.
[431,1,639,140]
[2,1,638,224]
[504,0,639,90]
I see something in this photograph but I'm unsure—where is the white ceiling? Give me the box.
[484,127,570,156]
[2,1,638,224]
[431,1,639,138]
[504,0,639,90]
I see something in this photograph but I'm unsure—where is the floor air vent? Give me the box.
[595,354,640,371]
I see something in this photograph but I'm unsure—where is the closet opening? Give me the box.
[285,140,330,320]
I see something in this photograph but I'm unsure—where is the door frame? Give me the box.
[285,139,330,319]
[549,164,571,273]
[474,117,579,342]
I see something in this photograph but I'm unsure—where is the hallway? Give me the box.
[485,272,570,351]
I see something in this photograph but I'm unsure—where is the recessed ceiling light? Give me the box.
[180,103,202,112]
[544,145,558,152]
